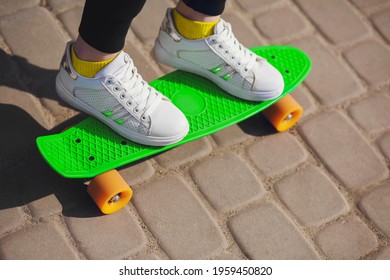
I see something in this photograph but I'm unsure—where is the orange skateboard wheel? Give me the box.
[263,95,303,132]
[87,170,132,214]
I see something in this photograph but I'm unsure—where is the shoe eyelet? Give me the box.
[107,79,113,85]
[141,116,146,120]
[126,101,132,106]
[134,108,139,113]
[224,50,229,55]
[231,56,235,60]
[120,93,126,99]
[244,68,248,72]
[217,44,223,50]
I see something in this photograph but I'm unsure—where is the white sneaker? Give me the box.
[56,42,189,146]
[154,8,284,101]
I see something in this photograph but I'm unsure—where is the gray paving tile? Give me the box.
[254,7,307,40]
[228,201,319,259]
[155,138,212,169]
[291,86,317,117]
[299,110,388,189]
[316,215,378,259]
[291,37,364,106]
[378,131,390,160]
[344,41,390,88]
[132,175,226,259]
[246,133,307,177]
[212,124,251,147]
[275,166,349,227]
[65,206,146,259]
[0,7,67,72]
[359,183,390,238]
[372,246,390,260]
[351,0,390,11]
[131,0,172,44]
[237,0,283,12]
[348,94,390,134]
[57,5,83,40]
[0,0,39,17]
[296,0,369,44]
[190,152,264,213]
[0,207,25,236]
[372,8,390,43]
[28,194,63,219]
[223,12,262,47]
[0,221,79,259]
[119,160,155,186]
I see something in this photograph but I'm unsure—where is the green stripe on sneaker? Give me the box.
[210,66,223,73]
[103,111,113,117]
[222,73,232,80]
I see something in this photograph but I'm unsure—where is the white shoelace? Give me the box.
[217,21,265,72]
[115,55,161,119]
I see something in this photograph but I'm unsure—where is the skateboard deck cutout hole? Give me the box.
[89,156,95,161]
[121,140,127,146]
[75,138,81,143]
[172,89,206,116]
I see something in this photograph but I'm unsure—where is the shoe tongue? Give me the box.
[213,19,226,35]
[94,51,128,78]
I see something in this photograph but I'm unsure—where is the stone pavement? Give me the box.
[0,0,389,260]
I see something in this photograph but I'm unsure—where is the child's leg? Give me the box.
[73,0,146,77]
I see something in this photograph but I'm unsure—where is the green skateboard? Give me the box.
[36,46,311,214]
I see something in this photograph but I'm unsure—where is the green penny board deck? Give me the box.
[36,46,311,178]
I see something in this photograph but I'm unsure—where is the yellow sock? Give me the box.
[71,46,115,78]
[172,8,219,40]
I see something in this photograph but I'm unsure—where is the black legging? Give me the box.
[79,0,227,53]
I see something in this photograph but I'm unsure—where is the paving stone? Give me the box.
[228,201,319,259]
[0,221,79,259]
[0,0,39,17]
[131,0,172,44]
[359,183,390,238]
[246,133,307,177]
[237,0,284,12]
[212,124,251,147]
[274,166,349,227]
[378,131,390,160]
[291,37,364,106]
[372,246,390,260]
[344,41,390,88]
[223,13,262,47]
[348,94,390,134]
[119,160,155,186]
[0,84,50,129]
[28,194,63,219]
[57,5,83,40]
[124,43,160,82]
[47,0,85,11]
[0,7,67,72]
[299,110,388,189]
[155,138,212,169]
[254,7,307,40]
[0,207,25,236]
[130,252,161,260]
[190,153,264,213]
[351,0,390,11]
[372,8,390,43]
[316,215,378,259]
[132,175,226,259]
[291,86,317,117]
[65,206,146,259]
[213,251,242,260]
[296,0,369,44]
